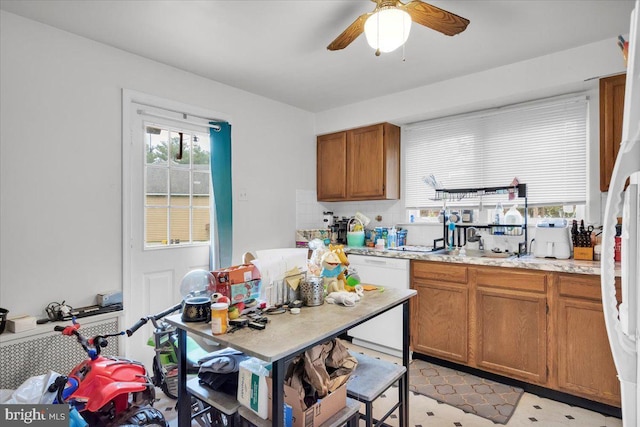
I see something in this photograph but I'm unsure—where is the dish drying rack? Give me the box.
[434,183,528,254]
[433,183,527,202]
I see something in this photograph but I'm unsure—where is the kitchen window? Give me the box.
[404,95,588,221]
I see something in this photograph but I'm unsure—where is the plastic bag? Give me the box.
[307,239,328,276]
[286,339,357,402]
[1,371,61,404]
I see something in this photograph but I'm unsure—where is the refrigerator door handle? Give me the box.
[601,135,639,373]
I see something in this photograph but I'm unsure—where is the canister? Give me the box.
[397,229,408,246]
[614,236,622,262]
[211,302,229,335]
[301,276,324,306]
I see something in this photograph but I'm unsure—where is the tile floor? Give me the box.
[158,342,623,427]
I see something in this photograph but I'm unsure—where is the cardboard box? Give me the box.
[228,279,261,304]
[266,377,347,427]
[210,264,261,302]
[7,315,37,333]
[211,264,260,287]
[97,290,123,306]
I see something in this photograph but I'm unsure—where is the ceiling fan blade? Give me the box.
[401,0,469,36]
[327,12,372,50]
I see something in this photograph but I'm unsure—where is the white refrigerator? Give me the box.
[601,1,640,426]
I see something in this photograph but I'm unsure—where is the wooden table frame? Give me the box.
[166,288,416,427]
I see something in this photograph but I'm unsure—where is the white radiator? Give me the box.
[0,317,119,390]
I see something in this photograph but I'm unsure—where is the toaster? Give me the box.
[533,219,571,259]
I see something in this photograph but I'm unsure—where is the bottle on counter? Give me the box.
[494,202,505,235]
[504,204,523,235]
[387,227,397,248]
[494,202,505,224]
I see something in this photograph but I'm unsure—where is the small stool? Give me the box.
[346,351,407,427]
[187,377,241,427]
[238,397,361,427]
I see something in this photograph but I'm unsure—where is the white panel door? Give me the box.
[123,95,210,369]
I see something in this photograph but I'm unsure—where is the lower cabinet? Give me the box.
[475,268,548,384]
[411,262,468,363]
[476,287,547,384]
[413,281,468,363]
[555,273,621,406]
[410,261,621,407]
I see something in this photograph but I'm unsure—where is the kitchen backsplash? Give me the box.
[295,189,406,230]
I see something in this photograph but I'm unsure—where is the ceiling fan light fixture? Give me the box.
[364,7,412,53]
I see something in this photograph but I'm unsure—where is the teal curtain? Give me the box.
[210,122,232,269]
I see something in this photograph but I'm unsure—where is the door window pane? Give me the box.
[169,207,189,243]
[144,123,211,248]
[170,170,190,200]
[146,167,168,206]
[146,207,168,246]
[193,207,210,243]
[171,131,191,168]
[192,135,210,166]
[146,128,168,165]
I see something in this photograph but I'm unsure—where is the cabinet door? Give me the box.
[600,73,626,192]
[346,124,385,199]
[556,297,621,406]
[412,280,468,363]
[556,273,621,406]
[475,287,547,384]
[317,131,347,201]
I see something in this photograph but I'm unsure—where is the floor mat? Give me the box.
[409,359,524,425]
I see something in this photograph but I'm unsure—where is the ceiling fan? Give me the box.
[327,0,470,55]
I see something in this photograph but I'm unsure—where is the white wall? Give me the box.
[314,38,626,132]
[311,38,628,232]
[1,10,628,318]
[0,11,315,317]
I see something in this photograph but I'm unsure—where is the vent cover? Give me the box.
[0,319,119,390]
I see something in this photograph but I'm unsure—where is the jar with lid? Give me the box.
[211,302,229,335]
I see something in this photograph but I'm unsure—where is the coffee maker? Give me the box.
[333,217,350,244]
[323,211,334,227]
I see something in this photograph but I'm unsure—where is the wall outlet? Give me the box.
[238,189,248,201]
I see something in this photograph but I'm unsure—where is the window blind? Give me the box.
[404,95,588,208]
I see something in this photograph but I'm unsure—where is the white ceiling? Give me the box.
[0,0,635,112]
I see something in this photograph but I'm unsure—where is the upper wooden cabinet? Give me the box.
[317,131,347,200]
[317,123,400,201]
[600,73,626,192]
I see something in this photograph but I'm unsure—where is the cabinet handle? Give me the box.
[364,259,388,265]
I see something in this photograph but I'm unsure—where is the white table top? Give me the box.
[165,287,416,362]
